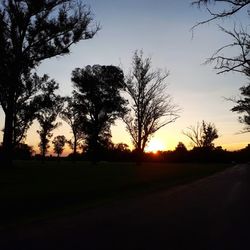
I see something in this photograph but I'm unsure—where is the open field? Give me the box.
[0,161,230,228]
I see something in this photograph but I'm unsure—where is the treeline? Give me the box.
[1,50,180,164]
[3,142,249,164]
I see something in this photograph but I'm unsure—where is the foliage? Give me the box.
[52,135,67,157]
[123,50,179,157]
[231,84,250,132]
[0,0,99,164]
[175,142,188,153]
[11,73,59,147]
[114,143,130,152]
[71,65,127,162]
[13,143,34,160]
[183,120,218,149]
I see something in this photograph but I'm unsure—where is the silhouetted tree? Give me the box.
[115,143,130,152]
[52,135,67,158]
[36,80,63,160]
[205,26,250,75]
[123,50,179,163]
[183,120,218,149]
[193,1,250,133]
[231,84,250,132]
[175,142,188,153]
[60,97,84,156]
[192,1,249,25]
[0,0,99,165]
[170,142,189,162]
[71,65,127,163]
[238,143,250,162]
[13,143,34,160]
[192,1,250,75]
[12,73,58,147]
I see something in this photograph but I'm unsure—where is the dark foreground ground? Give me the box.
[1,164,249,250]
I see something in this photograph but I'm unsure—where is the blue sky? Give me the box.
[0,0,249,153]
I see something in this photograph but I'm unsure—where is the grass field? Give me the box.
[0,161,230,228]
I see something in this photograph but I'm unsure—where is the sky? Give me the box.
[1,0,250,154]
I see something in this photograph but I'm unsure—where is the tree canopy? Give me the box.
[231,84,250,132]
[52,135,67,158]
[71,65,127,162]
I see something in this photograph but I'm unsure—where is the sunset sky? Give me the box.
[0,0,250,154]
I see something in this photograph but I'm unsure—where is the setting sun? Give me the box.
[145,139,166,153]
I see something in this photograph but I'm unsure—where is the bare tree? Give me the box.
[183,120,218,149]
[192,0,250,75]
[192,0,250,27]
[123,51,179,162]
[192,0,250,133]
[205,26,250,75]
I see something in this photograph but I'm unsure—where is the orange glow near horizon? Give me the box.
[145,139,166,153]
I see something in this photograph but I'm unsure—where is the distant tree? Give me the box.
[60,97,84,156]
[36,80,63,160]
[37,109,62,160]
[13,143,34,160]
[175,142,188,153]
[174,142,188,162]
[115,143,130,152]
[71,65,127,163]
[183,120,218,149]
[123,50,179,163]
[231,84,250,133]
[0,0,99,165]
[52,135,67,158]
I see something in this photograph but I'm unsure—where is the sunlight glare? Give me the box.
[145,139,166,153]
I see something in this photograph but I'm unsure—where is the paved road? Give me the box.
[1,164,250,250]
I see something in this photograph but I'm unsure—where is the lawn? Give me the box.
[0,160,230,228]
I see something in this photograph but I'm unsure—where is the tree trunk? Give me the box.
[42,144,46,163]
[91,131,99,165]
[136,147,143,166]
[73,134,77,157]
[2,96,14,167]
[57,153,60,162]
